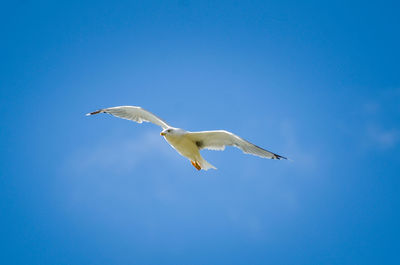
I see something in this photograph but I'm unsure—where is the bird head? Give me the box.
[160,128,185,136]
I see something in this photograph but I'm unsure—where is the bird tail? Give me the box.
[199,157,217,170]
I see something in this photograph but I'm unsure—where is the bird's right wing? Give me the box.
[86,106,170,129]
[187,130,287,160]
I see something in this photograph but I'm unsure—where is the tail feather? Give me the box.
[198,158,217,170]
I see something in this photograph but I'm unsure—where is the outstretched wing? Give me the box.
[187,130,287,160]
[86,106,170,129]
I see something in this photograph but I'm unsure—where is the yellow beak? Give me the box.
[160,132,166,136]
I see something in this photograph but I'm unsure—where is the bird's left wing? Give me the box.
[86,106,170,129]
[187,130,287,160]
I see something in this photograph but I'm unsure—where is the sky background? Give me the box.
[1,0,399,264]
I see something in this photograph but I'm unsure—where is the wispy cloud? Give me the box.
[66,130,179,175]
[279,120,321,173]
[367,125,399,149]
[360,88,400,149]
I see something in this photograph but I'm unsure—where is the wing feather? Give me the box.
[187,130,287,160]
[86,106,170,129]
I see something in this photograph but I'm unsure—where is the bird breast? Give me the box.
[164,134,199,159]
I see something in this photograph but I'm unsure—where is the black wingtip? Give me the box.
[86,109,103,116]
[273,154,287,160]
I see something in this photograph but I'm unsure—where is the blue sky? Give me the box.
[1,0,399,264]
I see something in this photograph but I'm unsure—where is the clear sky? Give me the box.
[1,0,399,264]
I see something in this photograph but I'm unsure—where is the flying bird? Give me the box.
[86,106,287,170]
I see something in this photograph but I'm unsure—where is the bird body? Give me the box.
[87,106,286,170]
[163,130,216,170]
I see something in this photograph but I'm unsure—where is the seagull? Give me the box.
[86,106,287,170]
